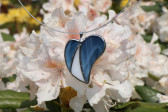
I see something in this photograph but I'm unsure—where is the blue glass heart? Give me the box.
[65,35,106,83]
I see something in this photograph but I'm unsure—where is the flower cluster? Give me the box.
[0,0,168,112]
[17,7,136,111]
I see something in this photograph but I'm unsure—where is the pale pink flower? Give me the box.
[155,12,168,42]
[17,8,136,111]
[42,0,111,23]
[157,94,168,103]
[118,1,158,35]
[0,28,30,92]
[133,34,168,77]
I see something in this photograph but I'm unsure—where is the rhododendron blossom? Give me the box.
[17,7,136,111]
[1,0,168,112]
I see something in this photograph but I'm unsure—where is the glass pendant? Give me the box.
[65,35,106,83]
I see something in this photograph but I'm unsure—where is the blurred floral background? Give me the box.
[0,0,168,112]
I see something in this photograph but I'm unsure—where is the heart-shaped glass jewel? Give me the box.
[65,35,106,83]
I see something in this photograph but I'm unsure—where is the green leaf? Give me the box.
[158,40,168,53]
[0,23,15,29]
[113,101,168,111]
[135,86,161,103]
[9,0,23,6]
[61,107,73,112]
[2,74,17,86]
[142,34,153,43]
[148,73,161,81]
[141,1,168,13]
[141,1,163,13]
[46,97,73,112]
[131,106,167,112]
[0,90,36,109]
[21,109,48,112]
[45,101,61,112]
[114,102,136,109]
[138,102,168,108]
[141,5,162,13]
[20,109,35,112]
[1,33,15,41]
[1,109,16,112]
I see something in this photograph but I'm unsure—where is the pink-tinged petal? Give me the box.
[65,12,87,39]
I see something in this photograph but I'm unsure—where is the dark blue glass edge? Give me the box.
[80,35,106,84]
[64,40,88,84]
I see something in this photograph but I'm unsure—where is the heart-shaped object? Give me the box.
[64,35,106,83]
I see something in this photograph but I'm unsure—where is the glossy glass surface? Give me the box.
[65,40,79,70]
[64,35,106,83]
[71,47,85,82]
[80,35,106,83]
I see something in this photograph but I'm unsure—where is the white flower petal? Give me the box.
[69,95,87,112]
[36,79,60,104]
[108,81,133,102]
[86,84,106,106]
